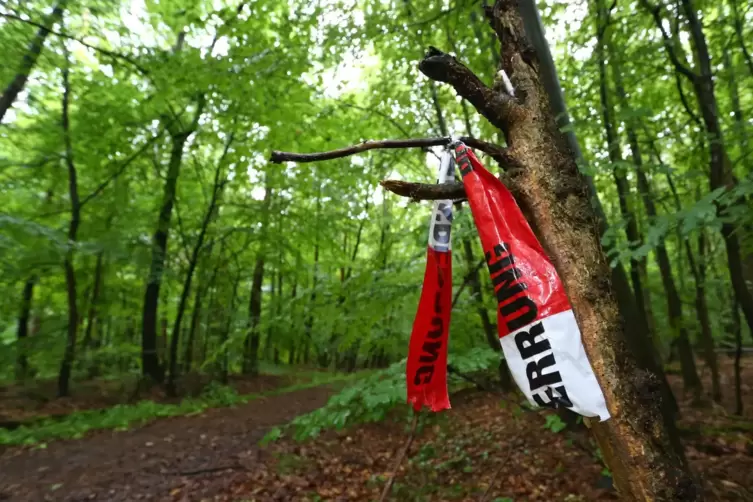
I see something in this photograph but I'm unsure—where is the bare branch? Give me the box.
[270,136,517,169]
[378,413,419,502]
[379,180,466,200]
[271,137,447,163]
[674,72,702,126]
[452,258,486,308]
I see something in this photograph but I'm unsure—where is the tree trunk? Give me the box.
[273,270,283,366]
[417,1,698,497]
[303,184,321,366]
[600,19,702,399]
[695,231,721,402]
[264,265,277,361]
[184,280,204,373]
[141,132,188,383]
[243,174,272,375]
[58,51,80,398]
[82,252,104,349]
[732,296,743,415]
[166,149,227,395]
[221,271,241,384]
[243,257,265,375]
[730,0,753,77]
[594,6,653,347]
[0,1,66,123]
[288,269,298,365]
[15,276,36,381]
[674,0,753,338]
[519,0,678,419]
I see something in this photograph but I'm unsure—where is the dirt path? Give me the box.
[0,385,336,502]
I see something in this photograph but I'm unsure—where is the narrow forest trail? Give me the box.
[0,385,336,502]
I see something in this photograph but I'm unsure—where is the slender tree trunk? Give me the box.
[221,271,241,384]
[695,231,721,401]
[58,50,80,398]
[141,98,204,383]
[141,133,188,383]
[600,34,703,399]
[273,271,283,365]
[732,296,743,415]
[264,265,277,361]
[303,184,321,366]
[674,0,753,338]
[243,257,265,375]
[417,2,697,497]
[243,174,272,375]
[16,276,36,381]
[166,149,227,395]
[184,280,204,372]
[0,1,66,123]
[82,252,104,349]
[730,0,753,76]
[594,6,653,346]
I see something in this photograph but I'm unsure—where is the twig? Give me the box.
[479,436,520,502]
[168,463,243,476]
[452,259,487,307]
[447,364,500,394]
[270,136,513,167]
[379,413,420,502]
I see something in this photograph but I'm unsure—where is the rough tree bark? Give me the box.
[0,1,66,123]
[417,1,698,498]
[518,0,677,419]
[58,48,81,398]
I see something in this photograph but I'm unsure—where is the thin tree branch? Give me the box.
[673,72,702,126]
[271,138,448,163]
[271,136,515,168]
[452,258,486,308]
[80,131,165,207]
[0,2,65,123]
[638,0,698,82]
[380,179,466,201]
[379,413,419,502]
[0,12,150,75]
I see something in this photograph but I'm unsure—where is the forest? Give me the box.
[0,0,752,500]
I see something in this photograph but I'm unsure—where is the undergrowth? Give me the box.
[0,372,358,447]
[263,347,501,443]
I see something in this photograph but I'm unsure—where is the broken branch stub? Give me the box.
[415,0,701,499]
[379,180,466,201]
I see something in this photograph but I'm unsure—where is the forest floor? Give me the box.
[0,359,752,502]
